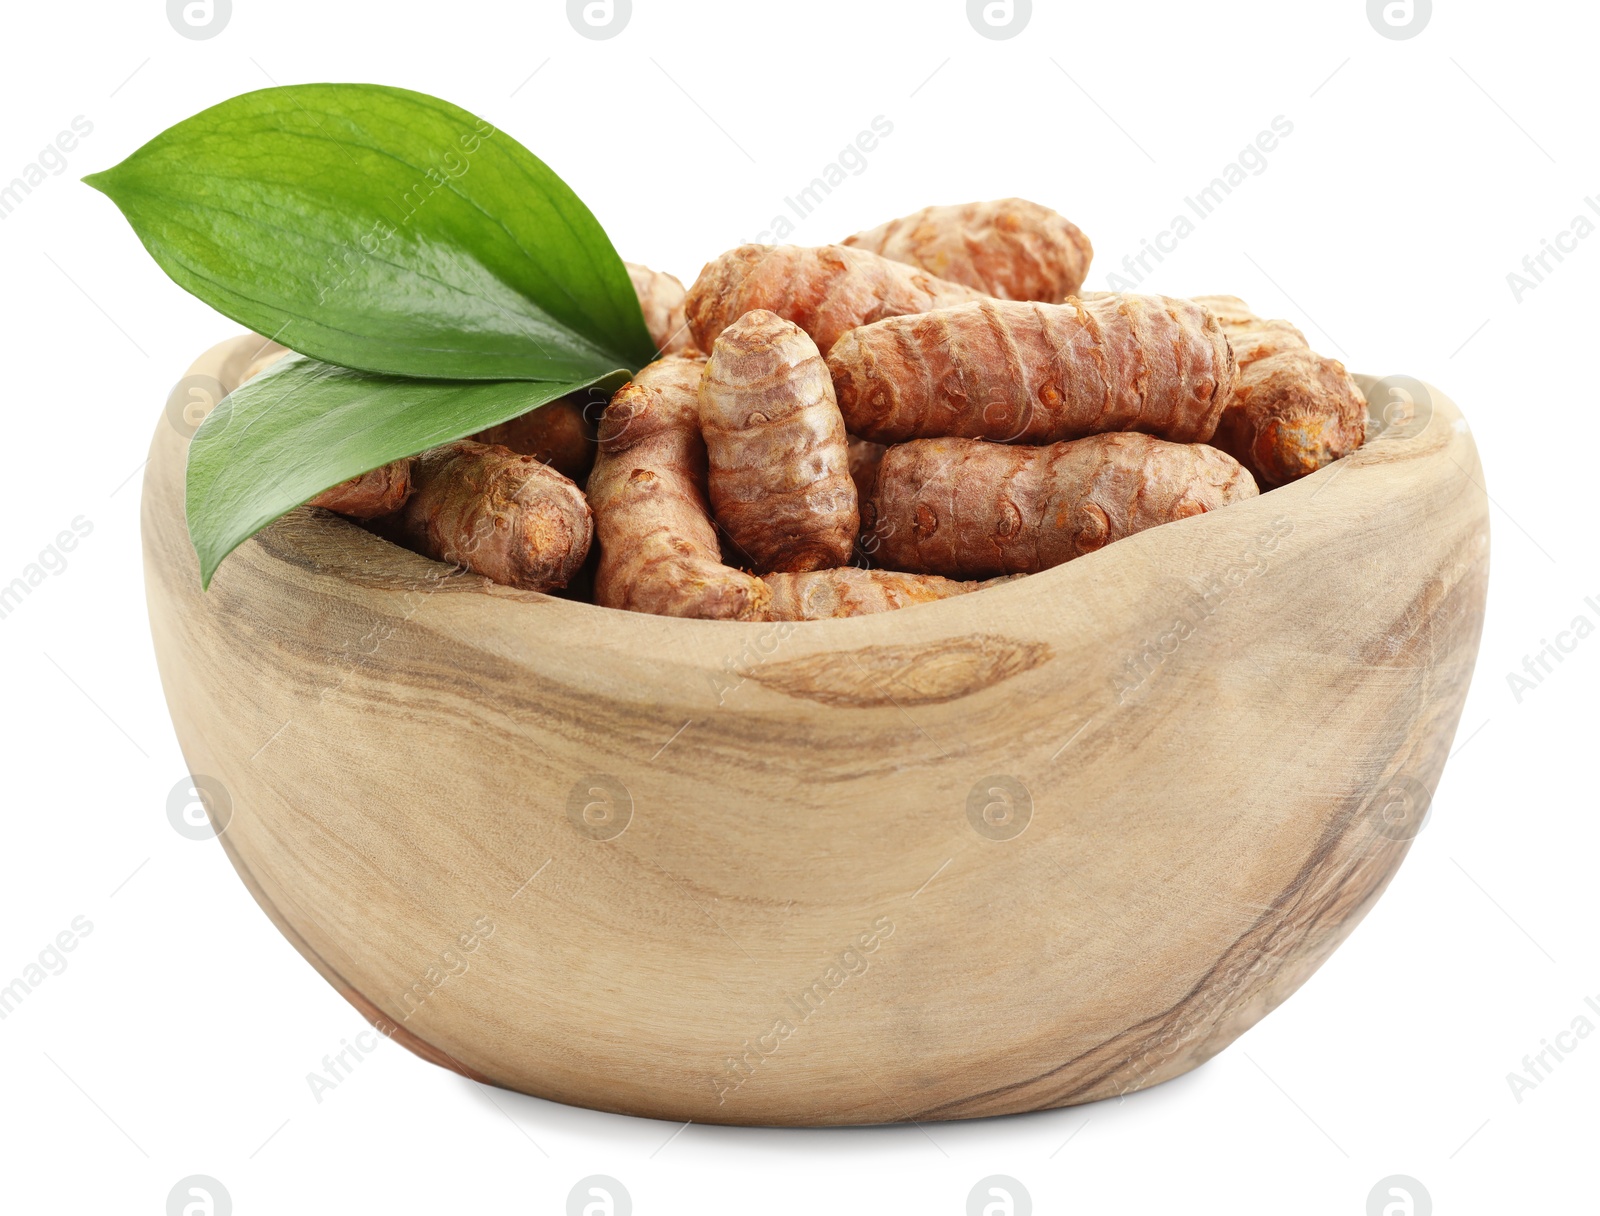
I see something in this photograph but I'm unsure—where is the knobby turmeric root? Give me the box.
[400,440,592,591]
[587,355,771,620]
[828,295,1235,447]
[843,199,1093,302]
[473,396,598,482]
[764,568,1016,621]
[239,346,419,520]
[230,216,1350,620]
[309,460,416,520]
[699,310,857,574]
[867,433,1257,579]
[684,243,984,356]
[1192,295,1367,488]
[627,261,696,356]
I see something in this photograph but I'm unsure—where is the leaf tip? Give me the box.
[81,167,120,197]
[190,530,219,591]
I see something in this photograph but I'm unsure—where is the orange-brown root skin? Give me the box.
[828,295,1234,446]
[473,397,598,482]
[627,261,696,356]
[238,348,406,524]
[243,345,417,522]
[587,355,772,620]
[764,568,1015,621]
[868,434,1258,579]
[843,198,1093,302]
[1193,295,1367,488]
[684,244,984,356]
[699,310,858,574]
[400,440,592,591]
[308,459,416,520]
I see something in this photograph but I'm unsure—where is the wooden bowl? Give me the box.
[144,335,1489,1125]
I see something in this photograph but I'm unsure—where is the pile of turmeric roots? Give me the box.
[261,199,1368,622]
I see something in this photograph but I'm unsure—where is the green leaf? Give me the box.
[85,83,656,379]
[187,354,628,587]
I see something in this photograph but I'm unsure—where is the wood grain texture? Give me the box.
[143,336,1489,1125]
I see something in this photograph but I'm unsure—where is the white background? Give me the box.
[1,1,1595,1212]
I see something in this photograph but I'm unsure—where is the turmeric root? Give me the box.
[238,347,417,520]
[827,295,1235,446]
[587,355,771,619]
[627,261,696,356]
[684,243,984,355]
[1192,295,1367,488]
[843,199,1093,302]
[472,396,598,482]
[699,310,857,574]
[309,459,416,520]
[867,433,1257,579]
[400,440,592,591]
[764,568,1017,621]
